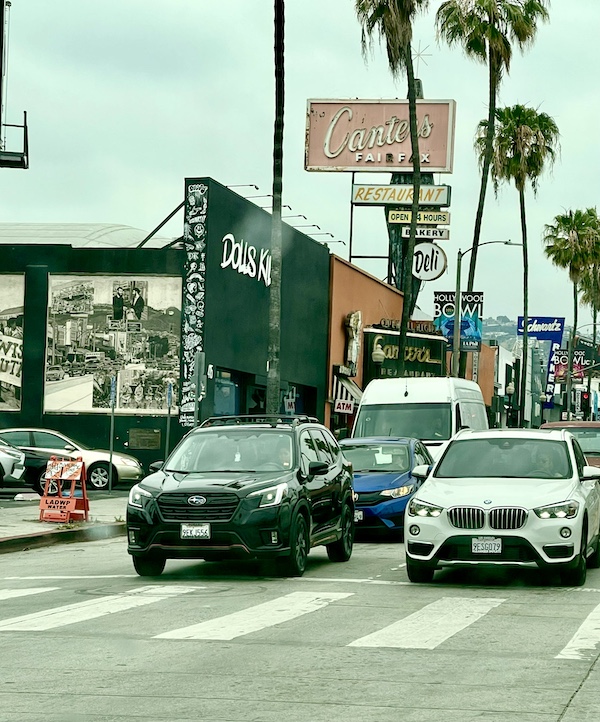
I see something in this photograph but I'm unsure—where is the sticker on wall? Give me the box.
[45,275,182,414]
[0,274,24,411]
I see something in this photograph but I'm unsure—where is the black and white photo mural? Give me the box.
[0,275,24,411]
[45,275,182,414]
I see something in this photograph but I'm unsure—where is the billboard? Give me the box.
[305,99,456,173]
[433,291,483,352]
[45,275,182,414]
[517,316,565,407]
[0,274,24,411]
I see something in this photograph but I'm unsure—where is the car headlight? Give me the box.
[249,482,288,508]
[380,485,414,498]
[120,457,142,467]
[407,498,443,517]
[128,484,154,508]
[534,500,579,519]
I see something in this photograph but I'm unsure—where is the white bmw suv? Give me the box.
[406,428,600,586]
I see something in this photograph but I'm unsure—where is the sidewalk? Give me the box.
[0,491,128,554]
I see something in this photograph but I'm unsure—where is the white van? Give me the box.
[352,377,488,459]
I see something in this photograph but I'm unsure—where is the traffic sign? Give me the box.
[401,226,450,240]
[388,209,450,225]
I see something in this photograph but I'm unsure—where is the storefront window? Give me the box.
[214,370,240,416]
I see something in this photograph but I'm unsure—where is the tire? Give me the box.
[326,502,354,562]
[406,556,435,583]
[132,553,166,577]
[560,530,587,587]
[280,513,309,577]
[588,528,600,569]
[36,471,61,496]
[87,462,112,490]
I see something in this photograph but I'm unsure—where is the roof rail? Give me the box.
[199,414,320,429]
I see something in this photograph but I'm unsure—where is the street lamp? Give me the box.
[506,381,515,427]
[452,241,521,377]
[372,344,386,378]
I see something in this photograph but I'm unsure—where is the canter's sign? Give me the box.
[388,210,450,225]
[401,227,450,240]
[351,184,450,206]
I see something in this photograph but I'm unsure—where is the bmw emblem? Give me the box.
[188,495,207,506]
[483,499,492,505]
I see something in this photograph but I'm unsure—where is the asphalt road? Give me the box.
[2,537,600,721]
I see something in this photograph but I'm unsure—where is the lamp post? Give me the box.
[372,344,386,379]
[506,381,515,428]
[452,241,521,378]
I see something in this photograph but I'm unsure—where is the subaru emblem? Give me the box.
[188,495,207,506]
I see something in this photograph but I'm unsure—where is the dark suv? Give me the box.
[126,415,355,577]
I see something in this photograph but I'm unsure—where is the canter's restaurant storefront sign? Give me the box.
[364,331,445,378]
[351,184,450,206]
[305,99,456,173]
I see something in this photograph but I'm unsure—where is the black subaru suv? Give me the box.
[126,415,355,577]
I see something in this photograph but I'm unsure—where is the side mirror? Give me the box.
[149,461,164,473]
[412,464,432,480]
[582,465,600,481]
[64,444,76,452]
[308,460,329,477]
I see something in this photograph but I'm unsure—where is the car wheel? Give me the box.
[87,462,112,490]
[132,553,166,577]
[406,557,435,583]
[281,513,309,577]
[560,531,587,587]
[36,471,61,496]
[326,502,354,562]
[588,528,600,570]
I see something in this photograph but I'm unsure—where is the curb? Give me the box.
[0,522,127,554]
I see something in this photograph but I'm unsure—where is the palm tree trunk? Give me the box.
[460,56,498,378]
[518,188,528,427]
[396,43,421,378]
[266,0,284,413]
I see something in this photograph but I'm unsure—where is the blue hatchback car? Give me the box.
[340,437,433,536]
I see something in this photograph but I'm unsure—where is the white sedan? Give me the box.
[406,428,600,586]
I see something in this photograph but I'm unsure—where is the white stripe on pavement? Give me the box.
[348,597,505,649]
[4,576,137,580]
[155,591,354,640]
[0,585,197,631]
[0,588,59,601]
[556,602,600,660]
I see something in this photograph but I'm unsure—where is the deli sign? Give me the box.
[305,99,456,173]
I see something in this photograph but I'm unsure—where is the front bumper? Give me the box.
[115,464,145,483]
[354,496,410,531]
[405,513,584,570]
[127,498,293,560]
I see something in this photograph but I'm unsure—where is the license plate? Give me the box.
[354,510,364,522]
[472,537,502,554]
[181,523,211,539]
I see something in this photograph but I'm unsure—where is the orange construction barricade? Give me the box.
[39,456,90,523]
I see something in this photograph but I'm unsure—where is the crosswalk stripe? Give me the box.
[0,585,197,631]
[348,597,506,649]
[556,601,600,660]
[0,588,59,601]
[155,591,354,640]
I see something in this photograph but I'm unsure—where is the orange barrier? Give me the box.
[39,456,90,523]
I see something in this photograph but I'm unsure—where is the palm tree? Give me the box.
[543,208,600,419]
[436,0,550,375]
[266,0,284,413]
[477,104,559,426]
[355,0,429,376]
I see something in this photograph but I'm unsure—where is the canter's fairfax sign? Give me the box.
[351,184,450,206]
[388,210,450,225]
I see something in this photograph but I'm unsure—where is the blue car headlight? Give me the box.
[128,484,154,508]
[380,484,415,499]
[407,498,443,517]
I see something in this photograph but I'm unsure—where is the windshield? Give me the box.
[342,443,410,473]
[354,403,452,441]
[435,438,572,479]
[165,430,294,473]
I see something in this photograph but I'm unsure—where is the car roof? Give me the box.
[452,427,571,442]
[542,421,600,428]
[340,437,413,445]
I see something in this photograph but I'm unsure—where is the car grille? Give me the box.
[157,493,239,522]
[355,490,385,506]
[448,506,528,530]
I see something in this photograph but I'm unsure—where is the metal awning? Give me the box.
[332,374,362,403]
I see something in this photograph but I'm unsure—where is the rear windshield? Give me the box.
[435,438,572,479]
[553,428,600,455]
[353,403,452,441]
[342,443,410,473]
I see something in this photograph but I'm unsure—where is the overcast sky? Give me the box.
[4,0,599,331]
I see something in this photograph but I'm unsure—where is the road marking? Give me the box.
[0,585,197,631]
[348,597,505,649]
[292,576,411,586]
[155,591,353,640]
[3,576,137,580]
[556,601,600,660]
[0,588,59,601]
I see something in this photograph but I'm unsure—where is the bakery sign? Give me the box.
[305,99,456,173]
